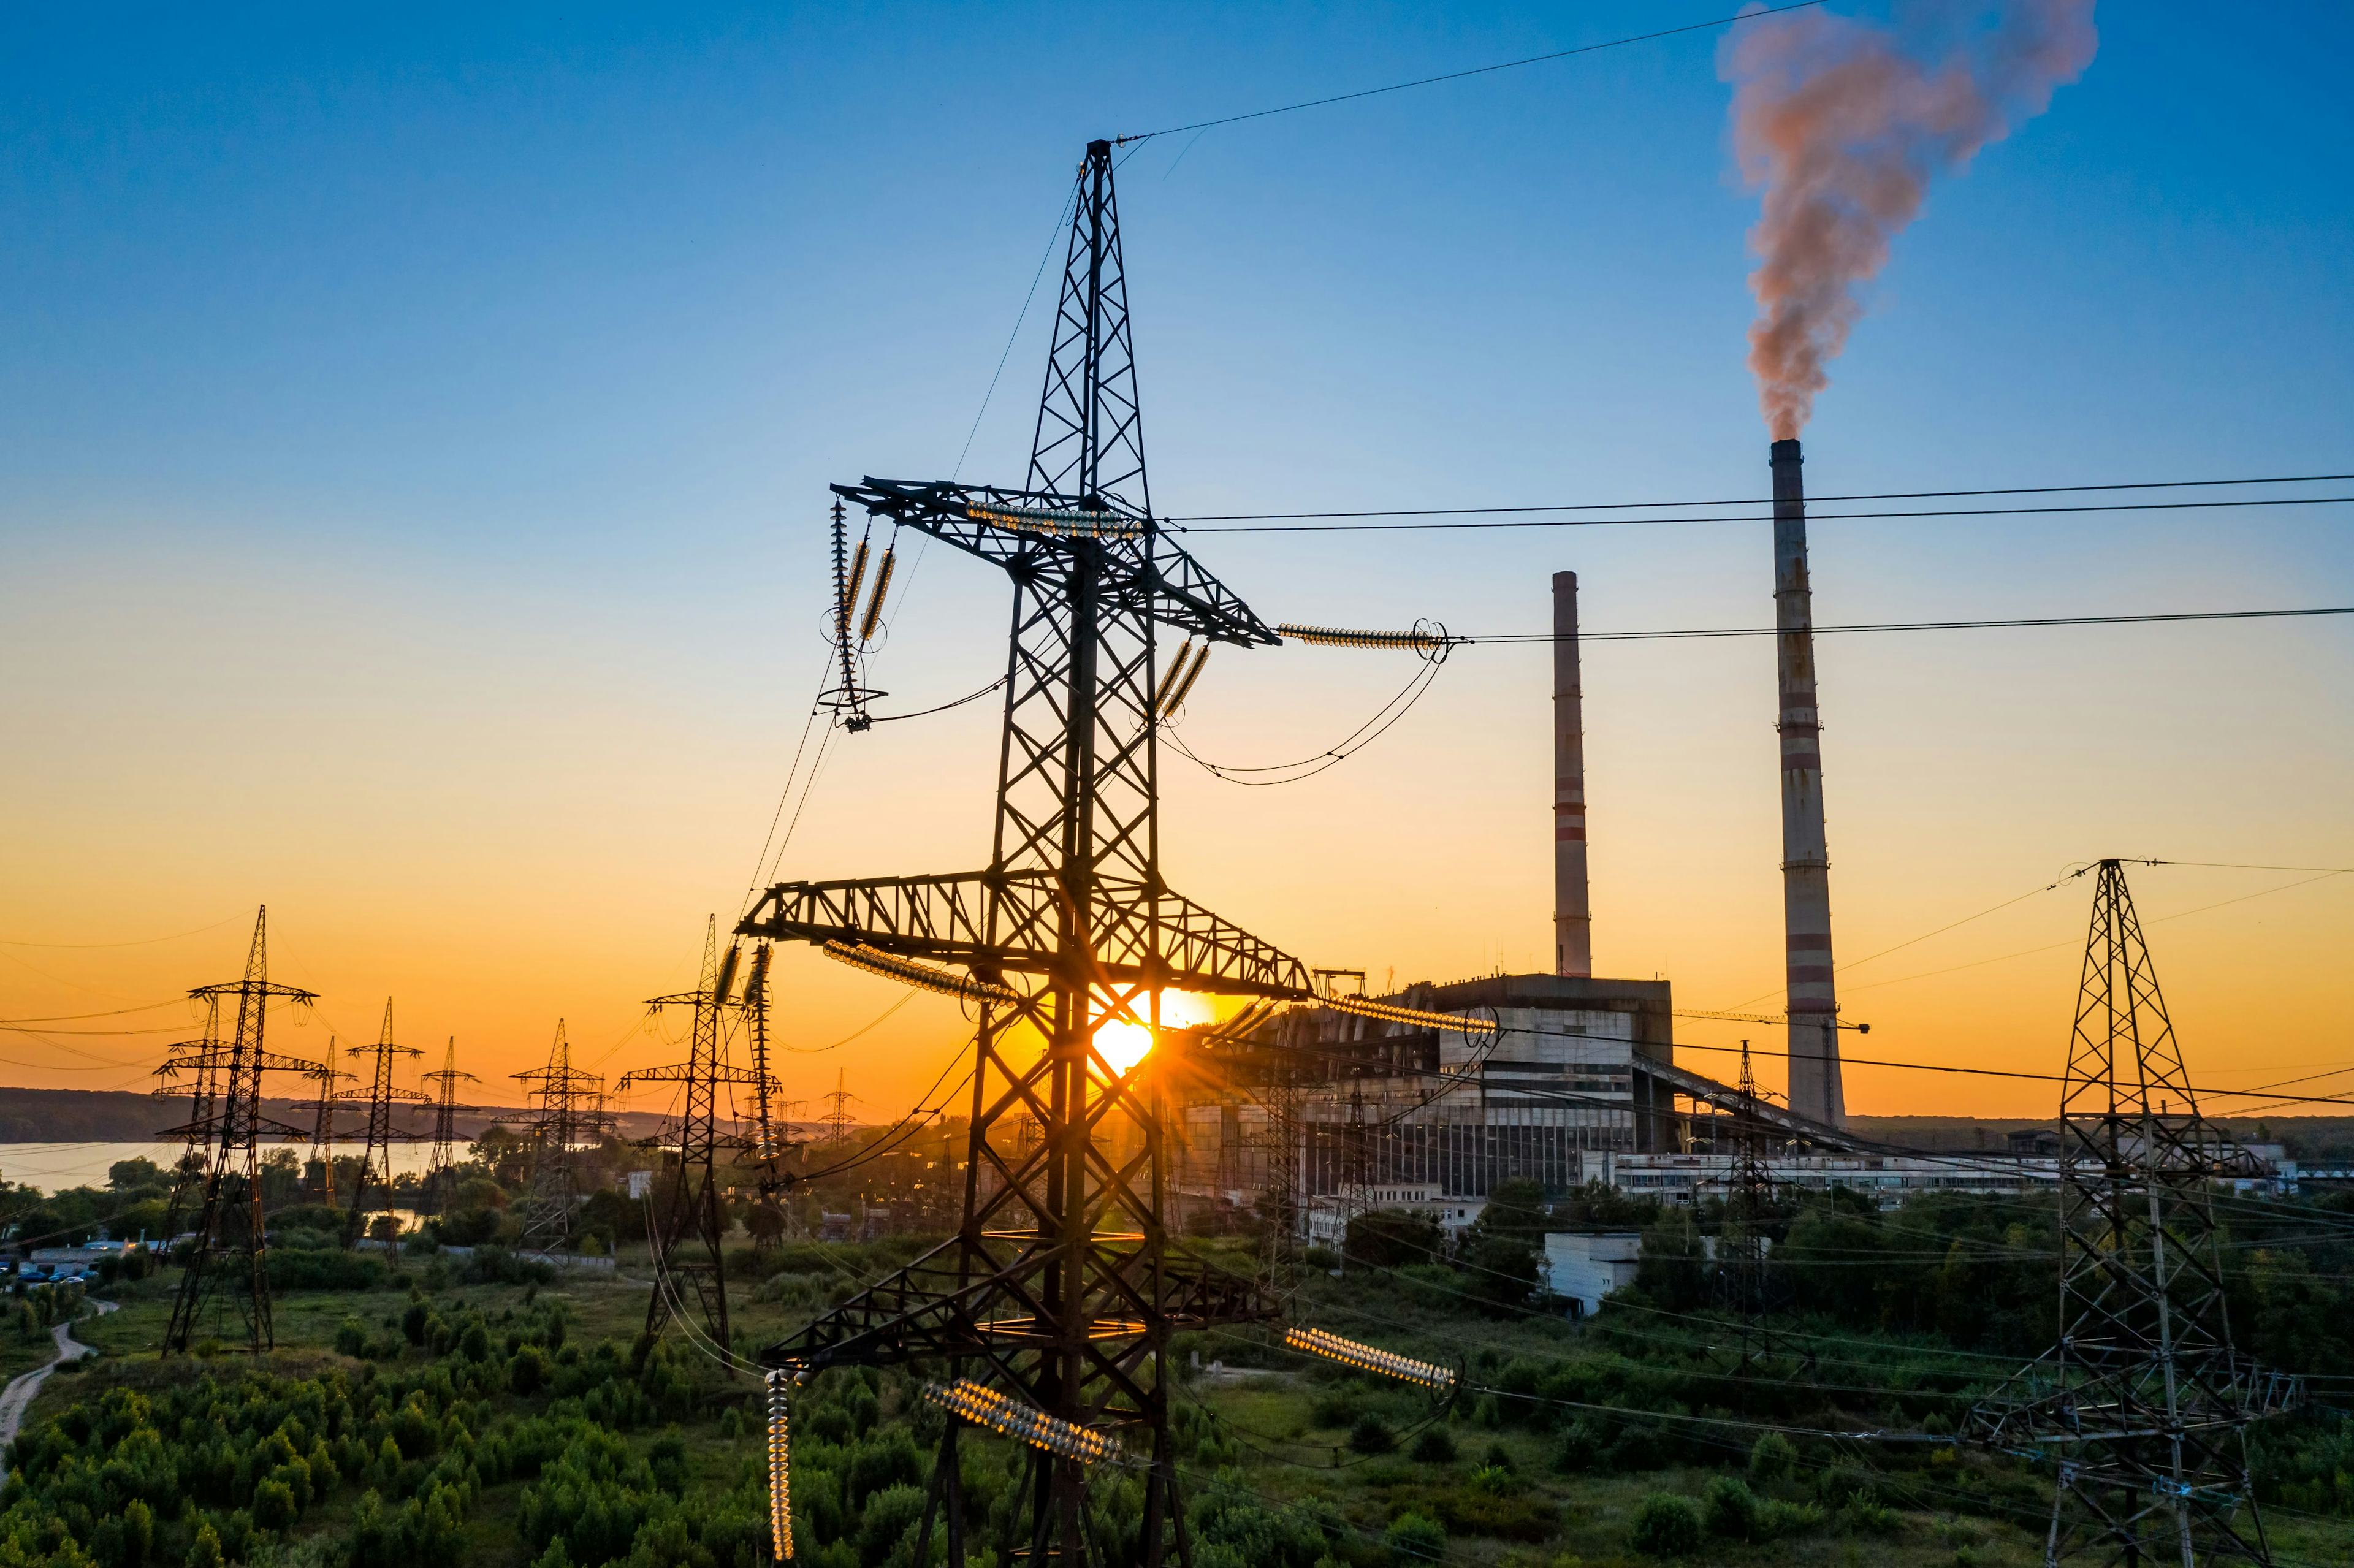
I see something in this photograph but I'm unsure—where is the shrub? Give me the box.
[1758,1498,1827,1539]
[510,1344,550,1395]
[1627,1493,1704,1557]
[1748,1430,1797,1484]
[1703,1475,1761,1540]
[1383,1510,1448,1561]
[334,1316,368,1357]
[1348,1414,1396,1455]
[1409,1426,1456,1463]
[1836,1495,1902,1536]
[1553,1420,1603,1473]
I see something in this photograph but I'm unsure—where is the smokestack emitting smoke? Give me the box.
[1552,571,1591,979]
[1772,440,1843,1125]
[1726,1,2098,438]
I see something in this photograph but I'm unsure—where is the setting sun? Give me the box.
[1091,991,1217,1074]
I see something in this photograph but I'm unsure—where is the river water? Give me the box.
[2,1141,448,1197]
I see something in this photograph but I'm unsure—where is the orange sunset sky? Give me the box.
[4,5,2350,1128]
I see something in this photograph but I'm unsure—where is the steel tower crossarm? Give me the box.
[827,478,1280,649]
[739,870,1309,999]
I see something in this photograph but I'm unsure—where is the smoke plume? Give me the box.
[1725,1,2097,438]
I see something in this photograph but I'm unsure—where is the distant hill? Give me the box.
[0,1085,673,1144]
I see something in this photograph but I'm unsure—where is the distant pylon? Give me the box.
[338,999,428,1247]
[820,1067,856,1151]
[420,1037,478,1217]
[500,1020,611,1252]
[740,942,799,1251]
[618,917,777,1354]
[154,992,226,1243]
[158,907,319,1355]
[294,1043,350,1206]
[1971,859,2295,1565]
[1712,1040,1803,1380]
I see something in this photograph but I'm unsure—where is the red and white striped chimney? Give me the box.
[1771,439,1845,1125]
[1553,571,1591,978]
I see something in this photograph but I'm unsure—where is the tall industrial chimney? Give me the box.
[1770,440,1845,1125]
[1553,571,1591,978]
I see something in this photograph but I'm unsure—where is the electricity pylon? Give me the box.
[1712,1040,1804,1379]
[294,1045,350,1206]
[499,1021,612,1252]
[741,942,800,1251]
[339,999,429,1247]
[420,1037,478,1217]
[617,917,777,1352]
[1971,860,2295,1565]
[818,1068,857,1152]
[742,139,1309,1566]
[158,907,319,1355]
[154,993,226,1243]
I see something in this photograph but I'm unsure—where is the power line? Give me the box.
[1113,3,1824,145]
[0,911,252,950]
[1448,604,2354,645]
[1173,492,2354,534]
[1162,471,2354,522]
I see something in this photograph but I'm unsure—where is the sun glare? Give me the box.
[1091,991,1216,1074]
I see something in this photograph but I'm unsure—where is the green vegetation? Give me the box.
[4,1150,2353,1565]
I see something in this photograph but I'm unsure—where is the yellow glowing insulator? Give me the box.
[858,547,896,644]
[1322,992,1495,1036]
[1159,645,1210,717]
[821,942,1017,1005]
[765,1371,794,1561]
[842,539,870,641]
[922,1379,1115,1465]
[1284,1326,1456,1391]
[966,503,1141,540]
[1277,623,1447,652]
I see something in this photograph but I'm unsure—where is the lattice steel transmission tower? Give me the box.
[1711,1040,1801,1379]
[340,999,429,1247]
[293,1045,349,1206]
[618,918,775,1351]
[155,994,226,1243]
[741,139,1309,1566]
[1971,859,2293,1566]
[420,1037,478,1217]
[158,907,318,1355]
[500,1021,612,1252]
[818,1068,857,1152]
[741,942,799,1250]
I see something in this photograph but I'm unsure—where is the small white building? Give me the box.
[1543,1232,1642,1318]
[1305,1182,1485,1248]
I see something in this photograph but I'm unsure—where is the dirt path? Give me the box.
[0,1299,117,1452]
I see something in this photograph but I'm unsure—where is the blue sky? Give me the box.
[4,2,2351,1109]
